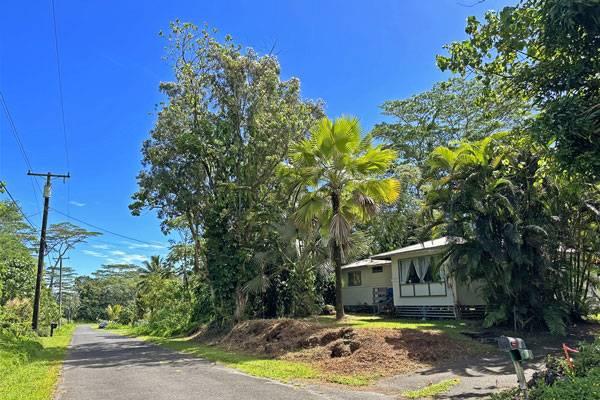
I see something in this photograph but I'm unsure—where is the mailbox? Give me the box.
[498,336,532,391]
[50,322,58,337]
[498,336,527,351]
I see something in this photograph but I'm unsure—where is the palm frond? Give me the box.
[294,192,327,227]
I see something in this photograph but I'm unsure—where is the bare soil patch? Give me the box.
[204,319,483,379]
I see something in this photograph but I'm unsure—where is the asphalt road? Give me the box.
[55,326,388,400]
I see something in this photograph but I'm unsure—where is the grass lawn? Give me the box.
[314,314,478,338]
[0,324,76,400]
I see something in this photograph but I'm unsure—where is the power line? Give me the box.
[50,207,162,246]
[0,90,44,208]
[49,0,70,172]
[0,91,34,171]
[49,0,71,217]
[0,182,37,230]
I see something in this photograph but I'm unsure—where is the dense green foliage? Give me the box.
[437,0,600,180]
[5,0,599,341]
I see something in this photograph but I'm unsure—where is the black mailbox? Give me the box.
[50,322,58,337]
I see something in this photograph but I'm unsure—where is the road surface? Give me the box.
[55,326,388,400]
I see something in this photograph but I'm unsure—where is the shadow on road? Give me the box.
[64,332,212,369]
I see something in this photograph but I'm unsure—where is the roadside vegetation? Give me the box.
[0,324,75,400]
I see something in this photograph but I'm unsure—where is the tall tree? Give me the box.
[44,222,100,291]
[373,77,527,167]
[131,22,321,322]
[437,0,600,180]
[282,116,400,319]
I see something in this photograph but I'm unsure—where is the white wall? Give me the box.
[341,265,392,306]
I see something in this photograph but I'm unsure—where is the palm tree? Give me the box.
[138,255,173,291]
[283,116,400,319]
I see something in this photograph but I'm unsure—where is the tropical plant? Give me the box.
[281,116,400,319]
[106,304,123,321]
[423,133,559,332]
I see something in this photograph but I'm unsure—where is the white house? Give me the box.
[341,237,486,319]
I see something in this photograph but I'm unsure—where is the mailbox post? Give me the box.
[498,336,533,397]
[50,322,58,337]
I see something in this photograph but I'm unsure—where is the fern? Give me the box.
[543,305,567,336]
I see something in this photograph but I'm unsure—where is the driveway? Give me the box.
[55,326,389,400]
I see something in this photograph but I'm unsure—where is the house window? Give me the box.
[348,271,362,286]
[407,261,420,283]
[372,266,383,273]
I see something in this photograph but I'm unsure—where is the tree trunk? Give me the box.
[331,192,345,320]
[193,237,202,275]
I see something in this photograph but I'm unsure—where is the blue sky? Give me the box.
[0,0,513,276]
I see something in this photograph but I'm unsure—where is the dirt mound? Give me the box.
[285,327,479,378]
[215,319,480,380]
[219,319,355,356]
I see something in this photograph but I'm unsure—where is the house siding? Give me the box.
[341,265,392,306]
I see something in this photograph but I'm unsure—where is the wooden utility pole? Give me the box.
[29,171,69,331]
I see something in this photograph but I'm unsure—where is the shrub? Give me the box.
[0,298,33,337]
[529,368,600,400]
[117,303,136,325]
[573,338,600,377]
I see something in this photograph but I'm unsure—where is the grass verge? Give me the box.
[0,324,76,400]
[402,378,460,399]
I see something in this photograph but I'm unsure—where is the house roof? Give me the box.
[341,258,391,270]
[371,237,454,260]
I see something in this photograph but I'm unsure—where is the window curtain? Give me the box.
[400,259,412,283]
[416,257,430,282]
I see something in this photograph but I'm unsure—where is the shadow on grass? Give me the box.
[0,332,67,366]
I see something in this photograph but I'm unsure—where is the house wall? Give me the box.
[341,265,392,306]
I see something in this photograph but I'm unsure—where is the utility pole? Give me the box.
[56,255,69,328]
[29,171,69,331]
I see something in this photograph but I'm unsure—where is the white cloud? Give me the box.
[69,200,86,207]
[82,250,108,258]
[122,241,166,250]
[106,252,148,264]
[91,244,110,250]
[104,249,149,264]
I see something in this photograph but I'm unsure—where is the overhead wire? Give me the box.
[0,90,43,214]
[0,182,37,229]
[50,207,164,246]
[49,0,71,216]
